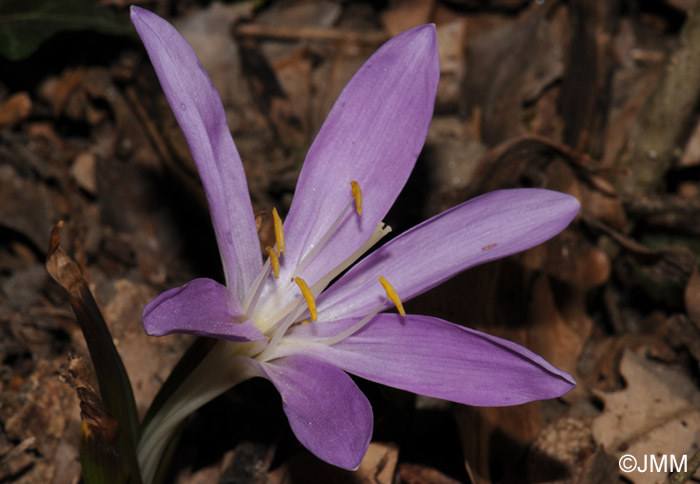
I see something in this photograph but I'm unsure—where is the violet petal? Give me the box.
[317,189,580,321]
[142,278,264,342]
[255,354,372,469]
[279,24,440,288]
[286,314,575,406]
[131,7,261,300]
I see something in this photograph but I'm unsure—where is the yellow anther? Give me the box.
[378,275,405,316]
[300,320,311,326]
[265,247,280,279]
[272,207,286,256]
[350,180,363,215]
[294,277,317,321]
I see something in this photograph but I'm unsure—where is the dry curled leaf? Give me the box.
[592,351,700,484]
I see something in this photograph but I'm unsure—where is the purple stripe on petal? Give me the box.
[279,24,440,288]
[142,278,264,342]
[255,354,372,470]
[317,189,580,321]
[131,7,261,300]
[286,314,575,406]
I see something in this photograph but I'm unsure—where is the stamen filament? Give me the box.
[253,222,391,334]
[350,180,363,215]
[241,258,272,315]
[257,300,308,361]
[318,301,385,347]
[294,277,317,321]
[272,207,285,256]
[292,201,351,278]
[265,246,280,279]
[310,222,392,295]
[378,275,405,316]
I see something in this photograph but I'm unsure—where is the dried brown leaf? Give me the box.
[380,0,436,37]
[266,442,398,484]
[592,351,700,484]
[399,463,463,484]
[456,404,543,484]
[464,5,563,145]
[0,92,32,127]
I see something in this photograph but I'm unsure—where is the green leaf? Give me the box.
[0,0,134,60]
[46,222,142,484]
[78,390,131,484]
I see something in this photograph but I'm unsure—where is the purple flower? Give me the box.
[131,6,579,481]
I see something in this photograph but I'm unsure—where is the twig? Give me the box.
[664,447,700,484]
[234,23,388,45]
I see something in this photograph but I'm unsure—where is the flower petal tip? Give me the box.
[129,5,150,23]
[521,188,581,229]
[410,23,437,36]
[561,191,582,215]
[556,192,582,228]
[400,23,439,61]
[537,360,576,400]
[559,369,577,388]
[379,24,438,77]
[553,376,576,399]
[130,5,164,37]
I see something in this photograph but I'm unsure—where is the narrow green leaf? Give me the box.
[0,0,134,60]
[46,222,142,484]
[78,387,130,484]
